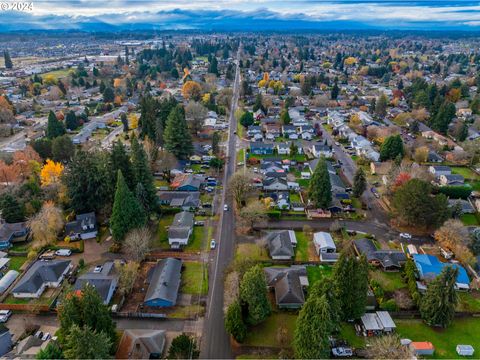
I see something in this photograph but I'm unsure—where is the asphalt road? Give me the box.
[200,46,241,359]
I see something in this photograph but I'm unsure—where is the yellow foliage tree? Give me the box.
[113,78,124,88]
[258,79,267,88]
[40,159,64,187]
[27,201,64,248]
[129,113,139,129]
[182,80,202,100]
[344,57,357,66]
[43,74,57,86]
[202,93,211,104]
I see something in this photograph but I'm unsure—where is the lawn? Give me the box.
[9,242,30,252]
[298,179,310,188]
[185,226,204,251]
[290,193,302,203]
[168,304,204,319]
[181,261,208,296]
[41,68,71,80]
[306,264,332,285]
[8,256,28,272]
[451,167,479,180]
[369,270,406,293]
[294,231,310,261]
[243,313,297,348]
[395,318,480,359]
[237,148,245,163]
[460,214,479,226]
[457,291,480,312]
[351,197,362,209]
[339,323,365,348]
[153,215,174,249]
[235,243,269,262]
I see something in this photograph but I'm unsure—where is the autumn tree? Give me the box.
[239,201,267,231]
[375,93,388,117]
[366,334,412,359]
[27,201,64,248]
[40,159,64,187]
[414,146,429,163]
[434,219,474,265]
[115,261,139,297]
[185,101,207,135]
[182,81,202,101]
[228,171,253,208]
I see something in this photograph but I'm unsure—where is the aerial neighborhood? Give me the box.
[0,25,479,360]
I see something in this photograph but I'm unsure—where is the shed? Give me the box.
[313,232,336,254]
[409,342,435,356]
[0,270,19,294]
[457,345,474,356]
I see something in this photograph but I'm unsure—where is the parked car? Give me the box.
[93,265,103,273]
[55,249,72,257]
[210,239,216,249]
[237,162,244,166]
[399,232,412,240]
[332,347,353,357]
[34,331,43,339]
[41,332,51,341]
[224,204,229,211]
[0,310,11,323]
[40,250,56,260]
[370,187,380,198]
[194,221,205,226]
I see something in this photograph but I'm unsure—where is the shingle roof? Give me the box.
[13,260,71,294]
[354,238,406,269]
[264,266,307,307]
[144,258,182,305]
[168,211,194,239]
[266,231,295,258]
[74,262,117,303]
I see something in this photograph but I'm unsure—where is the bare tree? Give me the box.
[28,201,64,248]
[115,261,139,297]
[154,150,177,180]
[228,171,253,208]
[124,227,151,262]
[434,219,474,265]
[185,101,208,135]
[366,334,412,359]
[239,201,267,231]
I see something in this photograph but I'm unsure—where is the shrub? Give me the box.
[379,298,398,311]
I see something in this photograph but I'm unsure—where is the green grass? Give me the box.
[294,231,309,261]
[339,323,365,348]
[460,214,479,226]
[469,181,480,192]
[235,243,269,262]
[306,265,332,285]
[237,148,245,163]
[9,243,30,252]
[8,256,28,271]
[451,167,479,180]
[153,215,174,249]
[298,179,310,188]
[243,313,297,348]
[154,179,169,188]
[41,68,71,80]
[396,318,480,359]
[168,304,204,319]
[351,197,362,209]
[290,193,302,203]
[181,262,208,296]
[369,270,406,293]
[457,292,480,312]
[185,226,204,251]
[200,193,213,204]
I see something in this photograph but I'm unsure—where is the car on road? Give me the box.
[194,221,205,226]
[335,141,340,146]
[399,232,412,240]
[93,265,103,273]
[224,204,229,211]
[332,347,353,357]
[370,187,380,198]
[0,310,11,323]
[210,239,216,249]
[253,167,258,173]
[41,332,51,341]
[55,249,72,257]
[237,162,244,166]
[233,130,237,135]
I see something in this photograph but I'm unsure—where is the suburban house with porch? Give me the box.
[264,266,309,309]
[65,212,98,240]
[168,211,194,249]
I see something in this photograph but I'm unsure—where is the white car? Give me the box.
[0,310,11,323]
[55,249,72,256]
[210,239,216,249]
[224,204,228,211]
[400,232,412,240]
[332,347,353,357]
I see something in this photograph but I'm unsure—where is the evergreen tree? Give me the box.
[168,334,200,359]
[225,300,247,343]
[64,325,111,359]
[212,131,220,155]
[139,96,158,141]
[431,101,456,134]
[52,135,75,163]
[0,194,25,223]
[280,108,291,125]
[420,266,458,328]
[252,93,265,113]
[239,111,254,128]
[308,157,332,208]
[331,80,339,100]
[102,86,115,103]
[3,50,12,69]
[333,252,369,320]
[36,342,64,359]
[239,265,271,325]
[65,110,79,130]
[208,56,218,75]
[92,67,99,77]
[110,141,134,190]
[32,138,53,160]
[46,110,66,139]
[120,113,129,132]
[353,168,367,197]
[110,170,146,242]
[375,93,388,117]
[163,105,194,159]
[380,134,404,161]
[294,295,333,359]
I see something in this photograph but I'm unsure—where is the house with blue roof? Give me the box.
[413,254,470,290]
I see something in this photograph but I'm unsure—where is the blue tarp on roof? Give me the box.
[413,254,470,286]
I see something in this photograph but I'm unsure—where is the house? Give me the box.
[448,199,476,214]
[311,142,333,158]
[170,173,202,191]
[275,192,290,210]
[429,165,451,177]
[0,326,11,357]
[264,266,309,309]
[0,270,19,295]
[360,311,396,336]
[409,342,435,356]
[168,211,194,248]
[265,126,281,140]
[0,221,28,250]
[250,142,274,155]
[428,151,444,163]
[144,258,182,307]
[330,172,347,195]
[116,329,166,359]
[12,260,72,298]
[247,125,262,138]
[65,212,97,241]
[157,191,200,210]
[413,254,470,290]
[263,177,289,191]
[74,261,118,305]
[282,125,297,139]
[300,131,313,140]
[439,174,464,186]
[276,143,291,155]
[266,230,296,260]
[354,238,407,271]
[313,232,336,254]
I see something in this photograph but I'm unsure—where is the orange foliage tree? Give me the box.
[40,159,64,187]
[182,81,202,101]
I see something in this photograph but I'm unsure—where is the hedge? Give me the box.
[436,186,472,199]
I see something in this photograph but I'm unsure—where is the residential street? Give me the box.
[200,45,242,359]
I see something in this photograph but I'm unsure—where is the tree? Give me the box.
[3,50,12,69]
[380,135,404,161]
[375,93,388,117]
[110,170,146,242]
[333,252,368,320]
[225,300,247,343]
[27,201,64,248]
[115,261,139,297]
[32,138,53,160]
[434,219,474,265]
[252,93,265,113]
[420,266,458,328]
[120,113,128,132]
[182,81,202,101]
[185,101,207,135]
[154,150,177,180]
[110,141,134,190]
[414,146,429,163]
[63,324,112,359]
[0,194,25,223]
[294,295,333,359]
[164,105,194,159]
[124,227,151,262]
[239,111,254,128]
[431,101,456,134]
[40,159,64,187]
[212,131,221,155]
[331,81,339,100]
[353,168,367,197]
[392,179,449,228]
[102,86,115,103]
[46,111,65,139]
[167,333,200,359]
[239,201,267,230]
[52,135,75,163]
[208,56,218,75]
[280,108,291,125]
[65,110,79,130]
[308,157,332,208]
[239,265,271,325]
[130,137,157,211]
[36,342,64,359]
[366,334,412,359]
[228,171,253,208]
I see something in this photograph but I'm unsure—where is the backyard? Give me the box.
[235,243,269,263]
[294,231,310,261]
[369,270,406,293]
[243,312,297,348]
[153,215,174,249]
[306,264,332,285]
[181,261,208,296]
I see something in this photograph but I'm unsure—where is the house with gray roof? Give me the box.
[144,258,182,307]
[12,260,72,298]
[264,266,309,309]
[74,261,118,304]
[354,238,407,271]
[168,211,194,249]
[157,191,200,210]
[65,212,97,240]
[116,329,166,359]
[0,221,28,250]
[266,230,296,260]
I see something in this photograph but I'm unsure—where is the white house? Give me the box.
[311,143,333,158]
[313,232,336,254]
[168,211,194,248]
[428,165,451,178]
